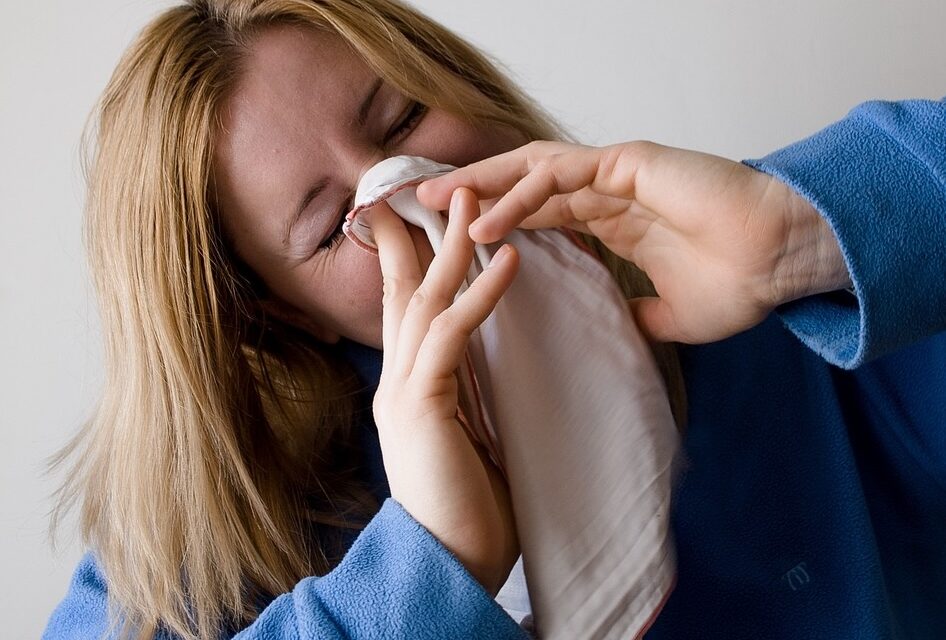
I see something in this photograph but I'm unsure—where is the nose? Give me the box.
[352,156,436,273]
[363,197,435,274]
[352,151,388,193]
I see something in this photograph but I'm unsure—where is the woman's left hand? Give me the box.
[370,188,521,596]
[417,141,852,344]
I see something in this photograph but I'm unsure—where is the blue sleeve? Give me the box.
[43,499,527,640]
[743,97,946,369]
[42,552,111,639]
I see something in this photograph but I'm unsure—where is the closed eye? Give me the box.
[384,100,428,146]
[315,100,428,253]
[315,196,352,254]
[313,100,427,256]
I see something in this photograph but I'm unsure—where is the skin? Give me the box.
[210,21,853,597]
[213,24,525,348]
[212,24,526,595]
[418,140,853,344]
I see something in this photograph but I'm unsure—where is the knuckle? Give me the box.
[407,287,451,312]
[530,156,554,177]
[628,140,659,157]
[525,141,553,168]
[407,288,430,310]
[532,156,553,173]
[428,313,458,337]
[531,158,563,194]
[536,156,564,181]
[381,276,414,303]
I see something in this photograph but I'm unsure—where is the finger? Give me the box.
[514,187,631,232]
[415,140,577,211]
[412,244,519,381]
[467,145,617,244]
[372,202,423,365]
[406,223,435,275]
[395,188,478,371]
[628,296,681,344]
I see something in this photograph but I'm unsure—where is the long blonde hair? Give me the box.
[53,1,687,638]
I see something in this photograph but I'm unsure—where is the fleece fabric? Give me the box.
[43,97,946,639]
[647,97,946,639]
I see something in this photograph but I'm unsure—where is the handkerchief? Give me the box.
[344,156,679,640]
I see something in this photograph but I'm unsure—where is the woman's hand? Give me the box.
[371,187,520,596]
[417,141,852,344]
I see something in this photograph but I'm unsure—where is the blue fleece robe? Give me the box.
[43,97,946,639]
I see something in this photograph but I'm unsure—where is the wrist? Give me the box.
[767,184,853,307]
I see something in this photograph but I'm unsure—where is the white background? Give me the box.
[2,1,944,636]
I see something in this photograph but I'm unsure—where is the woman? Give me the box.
[46,1,684,638]
[45,0,946,638]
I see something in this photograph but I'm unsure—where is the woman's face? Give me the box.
[214,25,526,349]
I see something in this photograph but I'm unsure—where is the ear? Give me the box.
[259,298,342,345]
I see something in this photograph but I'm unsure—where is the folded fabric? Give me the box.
[344,155,679,640]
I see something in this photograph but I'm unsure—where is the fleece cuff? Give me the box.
[744,100,946,369]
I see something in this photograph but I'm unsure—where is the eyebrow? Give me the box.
[283,77,385,248]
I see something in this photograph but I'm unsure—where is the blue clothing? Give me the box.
[43,97,946,639]
[646,97,946,640]
[43,502,522,640]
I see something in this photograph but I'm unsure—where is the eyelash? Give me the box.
[386,100,428,145]
[316,204,349,252]
[315,100,429,254]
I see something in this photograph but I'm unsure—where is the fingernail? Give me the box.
[469,218,484,237]
[449,188,462,214]
[486,244,510,268]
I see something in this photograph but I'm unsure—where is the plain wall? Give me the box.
[2,1,944,636]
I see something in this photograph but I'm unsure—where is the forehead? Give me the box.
[213,25,374,251]
[220,25,370,151]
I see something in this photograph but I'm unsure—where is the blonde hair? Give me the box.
[53,1,687,638]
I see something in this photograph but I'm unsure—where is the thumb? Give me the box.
[627,296,680,343]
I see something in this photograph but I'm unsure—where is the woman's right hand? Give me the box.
[417,141,851,345]
[370,187,521,596]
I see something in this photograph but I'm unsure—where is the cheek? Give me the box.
[302,224,432,347]
[339,241,384,311]
[404,111,525,168]
[308,240,384,329]
[258,238,385,348]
